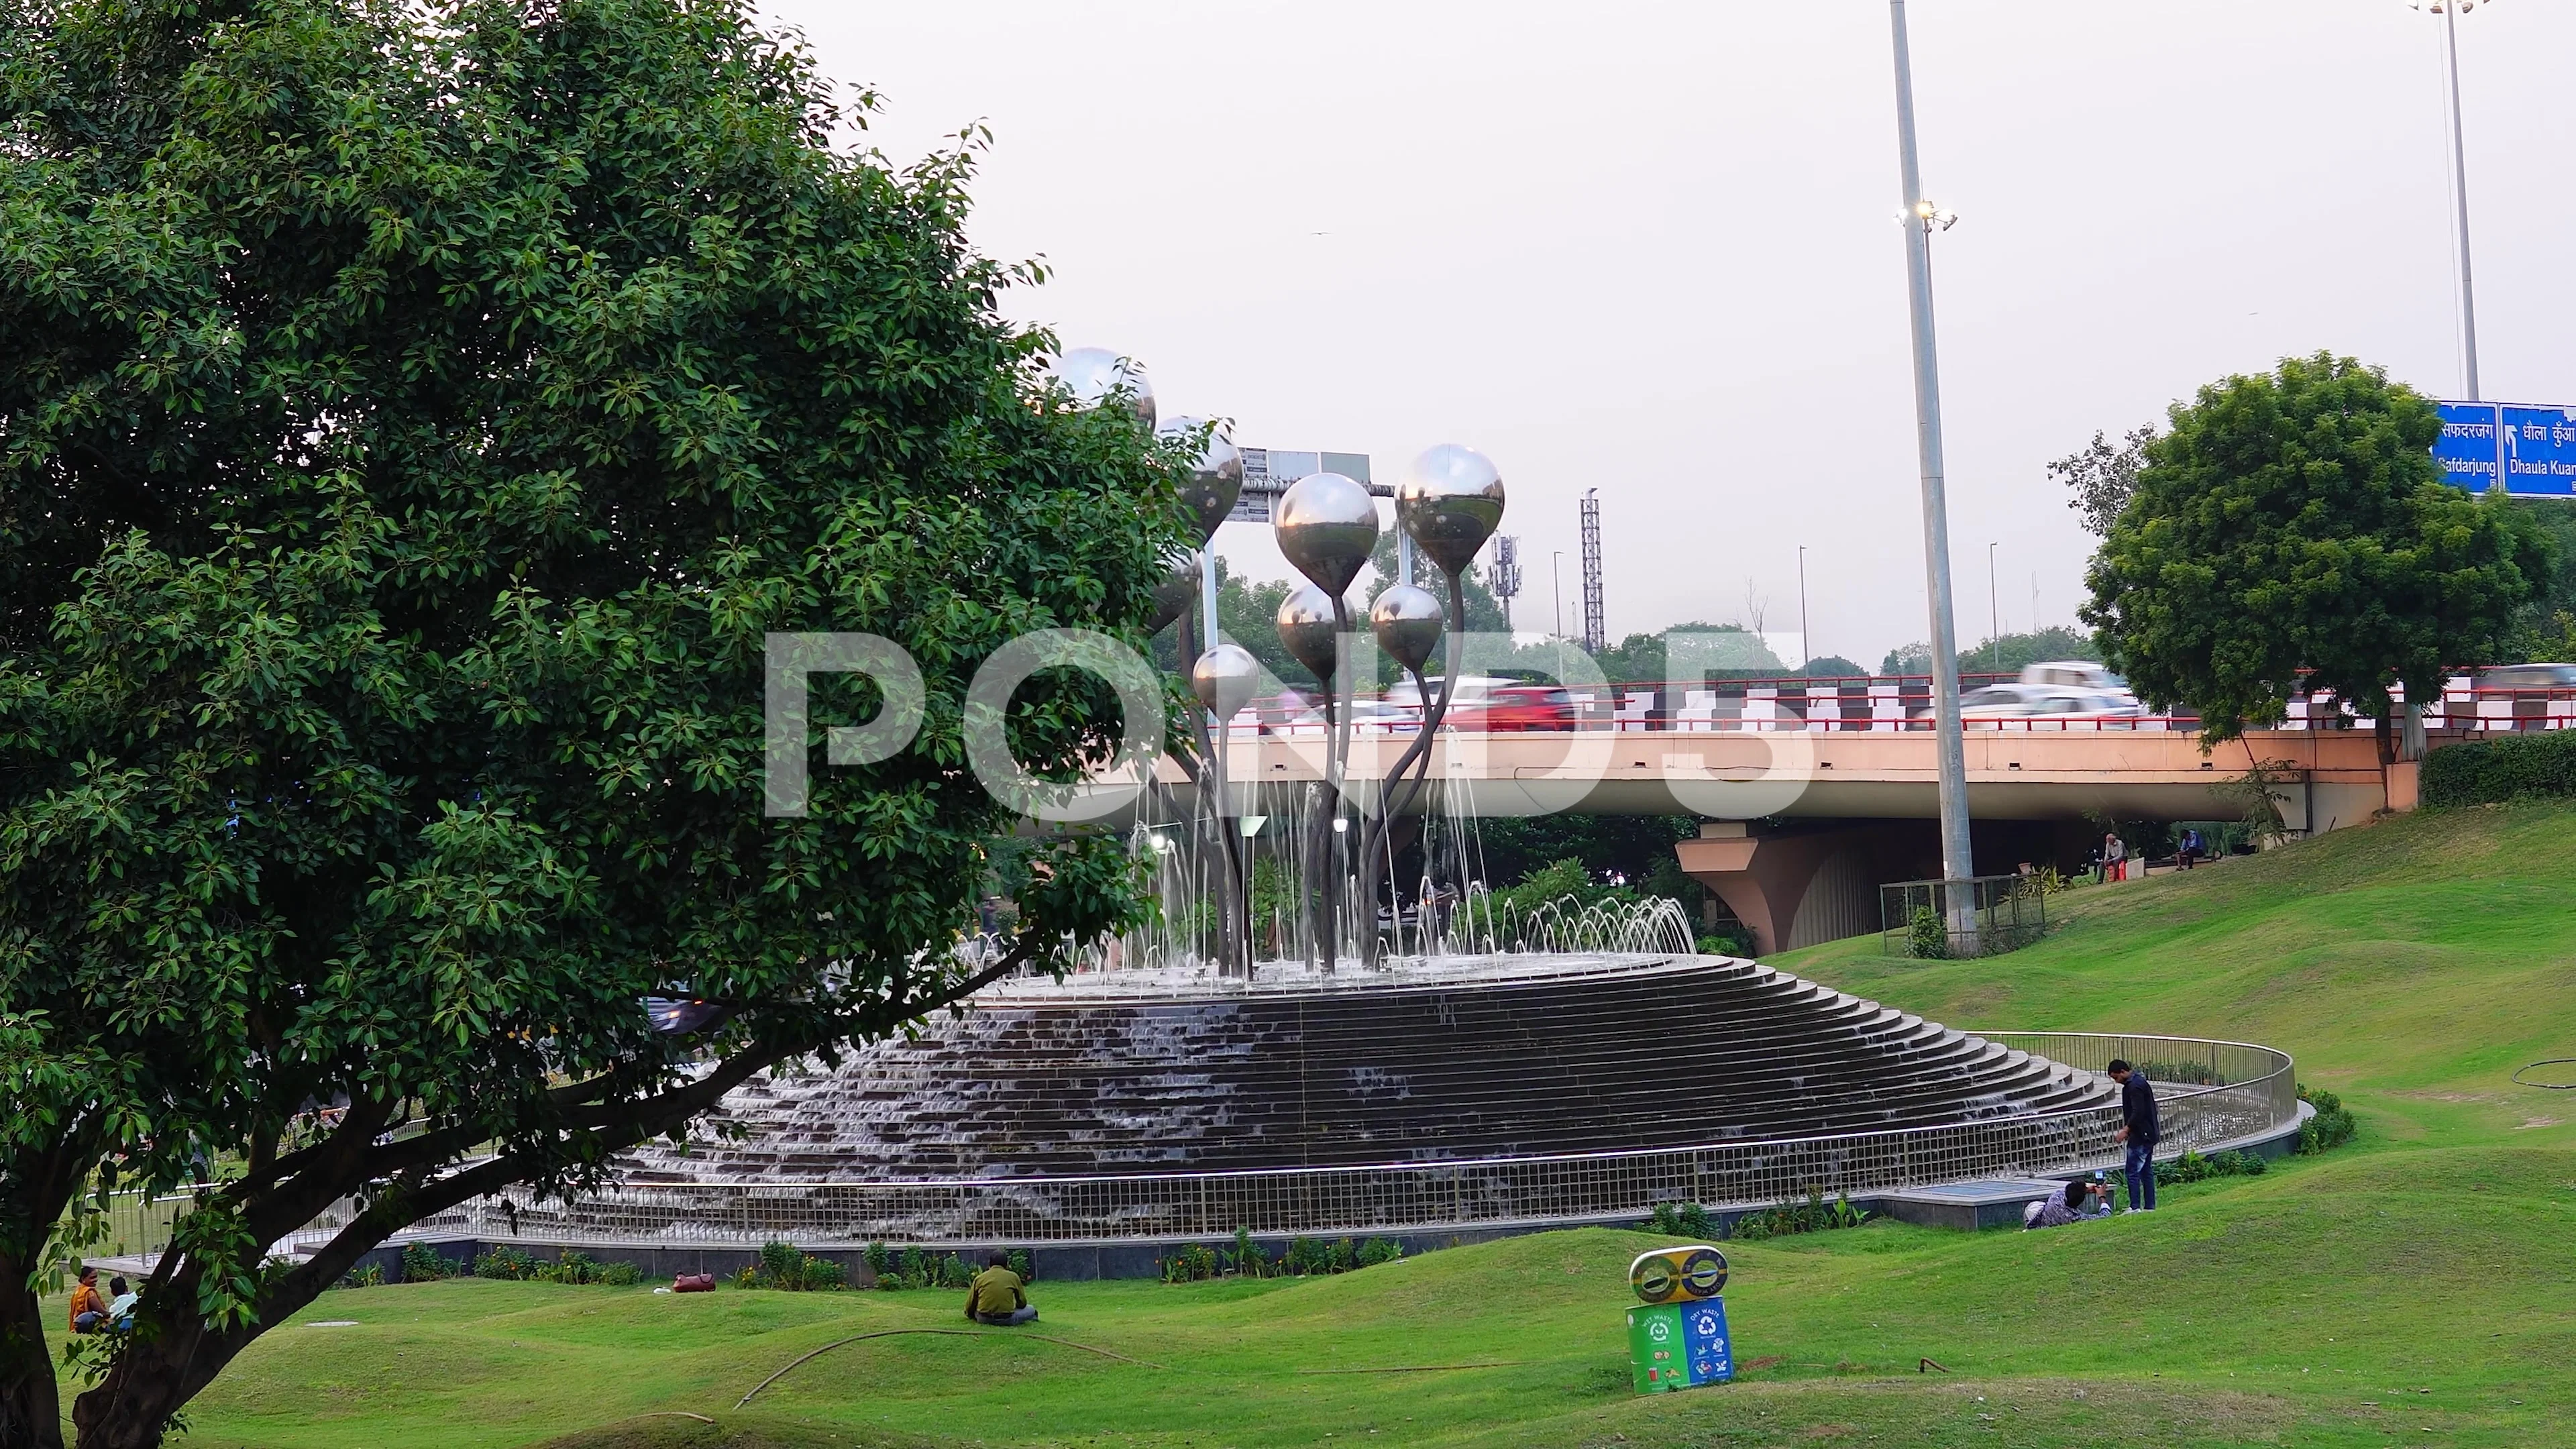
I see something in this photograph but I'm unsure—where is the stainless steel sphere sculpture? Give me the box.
[1159,416,1244,546]
[1146,557,1202,635]
[1046,346,1157,431]
[1275,584,1340,683]
[1273,471,1379,598]
[1190,643,1262,725]
[1394,443,1504,578]
[1368,584,1445,676]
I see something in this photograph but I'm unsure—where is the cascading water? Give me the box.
[1083,766,1702,977]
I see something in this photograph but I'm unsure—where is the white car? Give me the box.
[1930,684,2145,729]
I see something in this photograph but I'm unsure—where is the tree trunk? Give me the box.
[0,1251,66,1449]
[69,1290,267,1449]
[2374,706,2396,812]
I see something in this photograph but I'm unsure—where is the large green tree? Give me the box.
[2080,353,2548,747]
[0,1,1183,1442]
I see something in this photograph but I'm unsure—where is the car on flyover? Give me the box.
[1919,682,2145,730]
[1440,682,1577,733]
[2475,663,2576,691]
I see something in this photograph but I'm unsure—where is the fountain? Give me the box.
[427,354,2302,1265]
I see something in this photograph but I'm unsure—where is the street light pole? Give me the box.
[1553,551,1565,640]
[1988,541,2000,673]
[1797,545,1811,673]
[2426,0,2485,399]
[1888,0,1978,932]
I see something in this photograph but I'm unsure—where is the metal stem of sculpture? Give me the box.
[1163,417,1247,975]
[1356,445,1504,965]
[1190,637,1258,976]
[1273,472,1377,973]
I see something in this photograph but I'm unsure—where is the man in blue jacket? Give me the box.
[2108,1059,2159,1211]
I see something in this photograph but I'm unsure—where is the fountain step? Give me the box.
[621,955,2115,1185]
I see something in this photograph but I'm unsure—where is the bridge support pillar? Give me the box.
[1675,821,1933,957]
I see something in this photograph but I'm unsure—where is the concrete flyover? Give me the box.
[1097,722,2418,955]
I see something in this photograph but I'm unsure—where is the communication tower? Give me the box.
[1579,490,1605,654]
[1489,535,1523,629]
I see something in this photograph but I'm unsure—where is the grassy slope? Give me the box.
[1777,798,2576,1152]
[63,803,2576,1447]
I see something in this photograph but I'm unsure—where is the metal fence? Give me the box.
[1879,876,2047,959]
[382,1033,2292,1250]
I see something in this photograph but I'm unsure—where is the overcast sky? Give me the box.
[760,0,2573,671]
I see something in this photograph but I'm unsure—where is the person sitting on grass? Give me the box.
[106,1276,138,1331]
[68,1268,107,1335]
[965,1252,1037,1327]
[2023,1179,2100,1230]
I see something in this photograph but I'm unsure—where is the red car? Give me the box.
[1442,684,1576,733]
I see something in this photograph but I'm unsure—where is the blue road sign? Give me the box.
[2434,402,2504,492]
[2500,405,2576,496]
[2434,400,2576,497]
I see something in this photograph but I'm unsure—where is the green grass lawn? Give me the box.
[48,802,2576,1447]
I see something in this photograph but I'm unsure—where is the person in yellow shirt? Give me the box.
[67,1267,107,1335]
[963,1252,1036,1326]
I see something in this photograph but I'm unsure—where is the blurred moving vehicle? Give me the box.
[1920,682,2145,729]
[2475,663,2576,690]
[1442,682,1576,732]
[2019,659,2129,694]
[1252,693,1422,736]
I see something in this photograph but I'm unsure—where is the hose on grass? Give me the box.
[1293,1362,1532,1375]
[2510,1058,2576,1089]
[736,1328,1167,1407]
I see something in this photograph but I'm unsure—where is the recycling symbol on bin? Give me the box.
[1647,1319,1672,1343]
[1690,1308,1721,1338]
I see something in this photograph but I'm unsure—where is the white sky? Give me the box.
[760,0,2574,670]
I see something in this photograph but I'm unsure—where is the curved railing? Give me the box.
[414,1033,2296,1248]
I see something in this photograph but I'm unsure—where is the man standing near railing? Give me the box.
[2108,1059,2160,1212]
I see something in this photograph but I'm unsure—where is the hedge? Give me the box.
[2420,730,2576,806]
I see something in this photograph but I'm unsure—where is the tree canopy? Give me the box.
[2051,423,2155,538]
[0,0,1183,1440]
[2080,353,2548,744]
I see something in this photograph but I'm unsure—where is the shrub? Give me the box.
[1729,1191,1869,1242]
[598,1261,644,1287]
[2296,1085,2359,1155]
[757,1240,802,1288]
[1159,1242,1220,1283]
[1227,1227,1270,1279]
[2135,1059,2224,1086]
[398,1243,451,1283]
[863,1242,895,1285]
[745,1239,847,1291]
[1907,906,1947,960]
[1647,1202,1714,1238]
[1355,1238,1404,1269]
[2421,730,2576,806]
[1006,1248,1035,1283]
[1167,1232,1407,1284]
[2153,1148,2269,1186]
[474,1246,539,1281]
[334,1264,385,1289]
